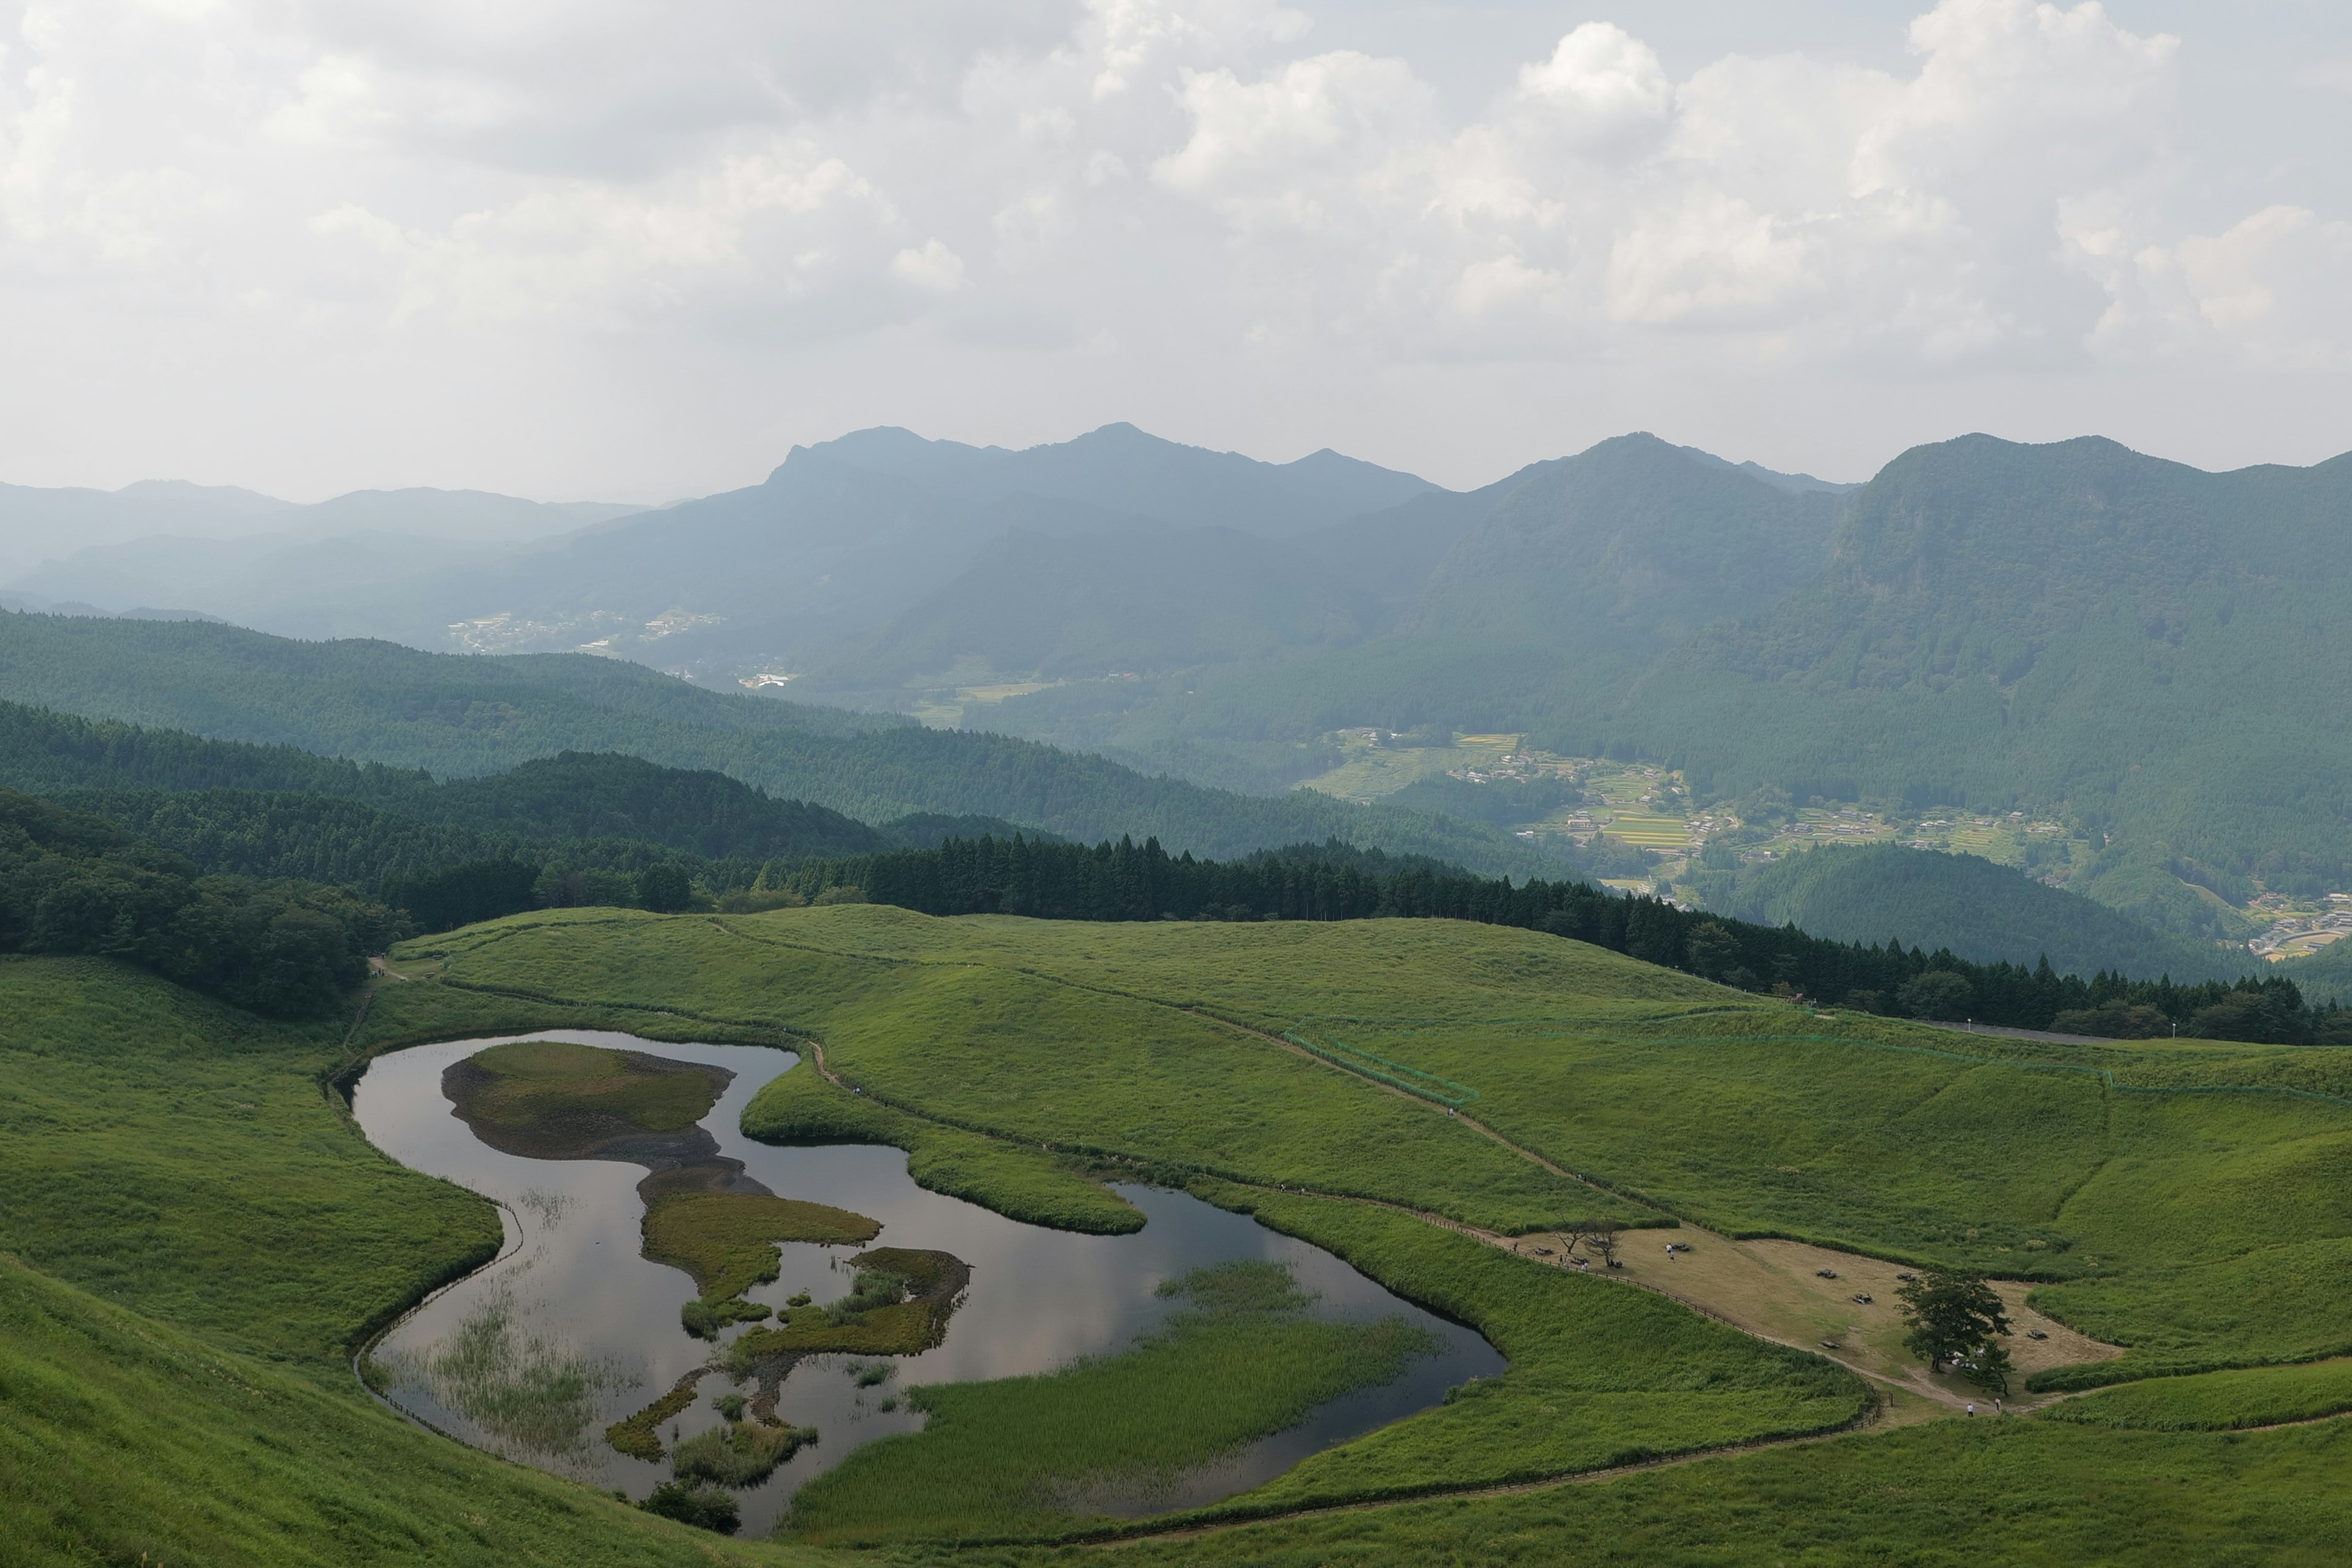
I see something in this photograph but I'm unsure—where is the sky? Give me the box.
[2,0,2348,500]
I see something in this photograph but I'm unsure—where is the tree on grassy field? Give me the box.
[1959,1337,2016,1398]
[1586,1223,1623,1269]
[1897,1269,2012,1392]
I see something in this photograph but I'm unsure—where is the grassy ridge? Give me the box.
[0,956,821,1566]
[14,908,2352,1561]
[1022,1419,2352,1567]
[0,1254,818,1567]
[1200,1011,2352,1384]
[405,908,1634,1234]
[0,957,495,1373]
[2045,1360,2352,1433]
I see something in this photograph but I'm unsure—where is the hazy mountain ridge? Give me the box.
[14,423,2351,946]
[1,424,1448,674]
[2,482,644,594]
[0,616,1606,878]
[951,434,1850,777]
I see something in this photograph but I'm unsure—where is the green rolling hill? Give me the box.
[1696,842,2253,984]
[0,616,1599,878]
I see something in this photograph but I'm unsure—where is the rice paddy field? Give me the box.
[10,903,2352,1563]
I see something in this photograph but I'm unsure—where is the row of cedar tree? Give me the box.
[775,833,2337,1044]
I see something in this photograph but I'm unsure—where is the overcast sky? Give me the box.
[3,0,2348,500]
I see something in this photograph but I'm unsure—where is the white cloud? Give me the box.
[891,237,966,293]
[2071,202,2352,371]
[0,0,2343,500]
[306,143,897,327]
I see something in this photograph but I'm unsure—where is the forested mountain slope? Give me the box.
[972,434,1847,769]
[0,620,1594,875]
[1575,437,2352,905]
[1698,842,2251,984]
[813,524,1393,696]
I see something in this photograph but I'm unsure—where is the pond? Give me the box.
[353,1031,1504,1538]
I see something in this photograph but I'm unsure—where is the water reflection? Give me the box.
[355,1031,1503,1538]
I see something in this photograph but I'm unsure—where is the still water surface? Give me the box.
[353,1031,1503,1538]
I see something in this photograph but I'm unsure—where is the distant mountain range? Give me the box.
[1,482,647,614]
[7,422,2348,954]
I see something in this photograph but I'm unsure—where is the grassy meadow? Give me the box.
[0,957,823,1566]
[2045,1359,2352,1432]
[1003,1419,2352,1567]
[0,956,498,1373]
[404,905,2352,1385]
[405,907,1654,1234]
[12,903,2352,1562]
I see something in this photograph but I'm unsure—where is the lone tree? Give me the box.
[1586,1222,1624,1269]
[1896,1268,2014,1394]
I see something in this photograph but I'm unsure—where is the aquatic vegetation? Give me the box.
[712,1392,746,1421]
[635,1480,739,1536]
[516,1187,573,1227]
[605,1371,707,1462]
[391,1288,626,1459]
[641,1189,880,1322]
[671,1419,817,1488]
[726,1248,971,1368]
[677,1297,770,1340]
[1157,1260,1311,1316]
[783,1260,1434,1544]
[443,1039,729,1160]
[821,1266,909,1325]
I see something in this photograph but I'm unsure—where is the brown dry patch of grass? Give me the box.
[1502,1226,2120,1413]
